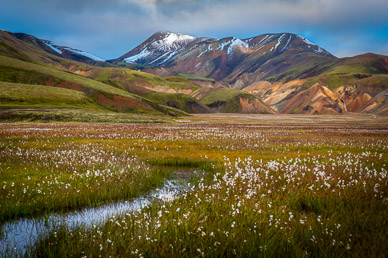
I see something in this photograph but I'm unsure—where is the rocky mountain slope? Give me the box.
[113,31,335,85]
[113,31,388,115]
[7,32,106,64]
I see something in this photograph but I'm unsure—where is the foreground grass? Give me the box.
[0,117,387,256]
[0,126,173,221]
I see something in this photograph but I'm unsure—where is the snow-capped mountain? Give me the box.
[7,32,105,63]
[117,31,217,66]
[113,32,335,85]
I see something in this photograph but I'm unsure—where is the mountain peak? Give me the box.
[150,31,196,52]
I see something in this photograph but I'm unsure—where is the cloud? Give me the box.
[0,0,387,58]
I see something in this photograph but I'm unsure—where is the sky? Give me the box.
[1,0,388,59]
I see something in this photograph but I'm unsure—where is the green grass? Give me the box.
[0,108,175,123]
[3,118,382,257]
[87,68,200,93]
[0,41,34,63]
[264,52,335,83]
[177,72,216,82]
[0,81,101,110]
[302,73,388,90]
[266,53,388,91]
[201,88,257,112]
[0,56,143,99]
[146,92,208,113]
[0,137,172,221]
[0,56,187,117]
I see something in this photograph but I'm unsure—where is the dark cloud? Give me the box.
[0,0,387,58]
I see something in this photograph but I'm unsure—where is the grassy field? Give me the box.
[0,108,176,123]
[1,114,387,257]
[0,81,101,110]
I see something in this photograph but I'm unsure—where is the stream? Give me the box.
[0,174,192,257]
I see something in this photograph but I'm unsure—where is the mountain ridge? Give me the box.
[6,31,106,64]
[112,31,336,85]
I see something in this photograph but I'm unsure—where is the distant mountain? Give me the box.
[116,31,216,65]
[7,32,105,63]
[112,31,335,84]
[112,31,388,115]
[1,29,387,116]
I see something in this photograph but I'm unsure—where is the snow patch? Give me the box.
[44,41,62,54]
[197,45,212,58]
[216,40,230,51]
[281,35,292,52]
[298,35,316,46]
[259,35,269,44]
[156,51,176,65]
[216,37,248,55]
[227,38,248,55]
[44,41,105,61]
[251,34,275,49]
[195,62,201,68]
[259,35,274,45]
[151,32,195,52]
[65,47,105,61]
[274,34,286,50]
[149,52,170,64]
[124,48,151,63]
[314,46,324,53]
[163,32,194,45]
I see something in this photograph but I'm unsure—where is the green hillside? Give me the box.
[0,81,100,110]
[201,88,266,113]
[146,92,210,113]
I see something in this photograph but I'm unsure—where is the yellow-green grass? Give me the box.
[0,115,386,256]
[30,121,388,257]
[0,81,101,110]
[177,72,216,82]
[0,56,186,116]
[146,92,209,113]
[302,73,388,90]
[0,126,174,221]
[0,108,175,123]
[0,55,143,99]
[87,68,200,93]
[200,88,257,112]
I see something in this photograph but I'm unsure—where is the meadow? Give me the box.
[0,114,387,257]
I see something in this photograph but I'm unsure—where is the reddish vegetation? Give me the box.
[42,77,84,91]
